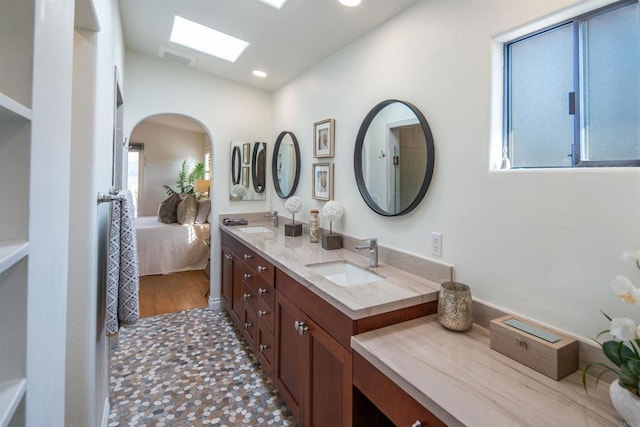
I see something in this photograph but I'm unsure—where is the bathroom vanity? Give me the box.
[220,221,441,426]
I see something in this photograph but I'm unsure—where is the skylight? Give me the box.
[170,16,249,63]
[257,0,287,9]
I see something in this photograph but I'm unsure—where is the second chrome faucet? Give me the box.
[355,238,378,268]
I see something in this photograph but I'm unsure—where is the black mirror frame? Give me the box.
[354,99,435,217]
[252,142,267,193]
[271,131,301,199]
[231,145,241,185]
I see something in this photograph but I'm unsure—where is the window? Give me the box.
[505,0,640,168]
[127,143,144,217]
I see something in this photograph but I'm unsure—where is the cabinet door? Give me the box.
[307,317,352,427]
[221,246,234,309]
[230,253,244,324]
[275,292,308,423]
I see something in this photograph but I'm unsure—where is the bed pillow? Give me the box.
[177,194,198,225]
[195,200,211,224]
[157,193,182,224]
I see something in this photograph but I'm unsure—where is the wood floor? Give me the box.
[139,270,210,318]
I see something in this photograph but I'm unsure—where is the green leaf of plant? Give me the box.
[602,341,626,366]
[627,359,640,378]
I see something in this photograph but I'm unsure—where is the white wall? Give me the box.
[67,0,125,426]
[131,120,207,216]
[271,0,640,338]
[124,50,273,306]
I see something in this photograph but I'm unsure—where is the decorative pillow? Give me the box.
[157,193,181,224]
[177,194,198,225]
[195,200,211,224]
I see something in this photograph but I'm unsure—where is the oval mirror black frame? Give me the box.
[252,142,266,193]
[354,99,435,217]
[231,145,241,185]
[271,131,301,199]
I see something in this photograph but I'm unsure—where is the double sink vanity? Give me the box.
[219,220,619,427]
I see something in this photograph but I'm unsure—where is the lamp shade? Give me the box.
[194,179,210,193]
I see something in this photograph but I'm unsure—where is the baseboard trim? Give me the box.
[208,296,222,310]
[101,397,109,427]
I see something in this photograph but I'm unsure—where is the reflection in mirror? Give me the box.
[252,142,266,193]
[231,145,241,185]
[272,131,301,198]
[354,100,435,216]
[229,141,267,201]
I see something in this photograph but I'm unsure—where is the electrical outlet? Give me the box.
[431,232,442,257]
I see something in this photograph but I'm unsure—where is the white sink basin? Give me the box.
[238,226,273,234]
[306,260,383,287]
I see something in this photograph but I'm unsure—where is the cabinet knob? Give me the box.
[258,265,268,272]
[244,254,253,260]
[244,273,252,280]
[258,310,267,317]
[224,254,232,260]
[243,293,252,300]
[259,343,269,352]
[293,320,308,336]
[258,288,268,296]
[412,422,423,427]
[244,322,253,329]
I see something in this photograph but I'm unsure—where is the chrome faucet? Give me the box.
[355,238,378,268]
[265,211,279,227]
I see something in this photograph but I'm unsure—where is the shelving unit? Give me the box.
[0,0,35,425]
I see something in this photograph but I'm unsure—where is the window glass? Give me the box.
[581,2,640,162]
[508,24,574,167]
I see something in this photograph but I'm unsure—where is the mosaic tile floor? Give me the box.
[108,307,296,426]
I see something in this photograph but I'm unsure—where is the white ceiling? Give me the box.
[118,0,418,92]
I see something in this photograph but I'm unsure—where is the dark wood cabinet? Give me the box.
[221,246,233,308]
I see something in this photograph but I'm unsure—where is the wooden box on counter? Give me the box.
[490,315,578,380]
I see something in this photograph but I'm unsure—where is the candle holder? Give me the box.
[438,282,473,331]
[284,196,302,237]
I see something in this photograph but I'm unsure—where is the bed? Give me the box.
[135,216,210,276]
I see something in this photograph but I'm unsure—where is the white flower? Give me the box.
[284,196,302,214]
[611,275,640,305]
[610,317,637,341]
[321,201,344,222]
[621,250,640,262]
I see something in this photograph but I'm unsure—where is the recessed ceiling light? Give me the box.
[170,16,249,63]
[252,70,268,78]
[339,0,361,6]
[257,0,287,9]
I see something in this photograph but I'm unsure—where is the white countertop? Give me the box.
[351,315,621,426]
[220,223,441,320]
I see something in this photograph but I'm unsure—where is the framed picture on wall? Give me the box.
[242,143,250,164]
[313,119,335,158]
[312,163,333,201]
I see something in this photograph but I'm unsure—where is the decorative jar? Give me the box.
[309,210,320,243]
[437,282,473,331]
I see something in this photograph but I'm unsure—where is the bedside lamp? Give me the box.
[194,179,210,199]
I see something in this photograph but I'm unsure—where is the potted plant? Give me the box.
[163,160,205,195]
[583,250,640,424]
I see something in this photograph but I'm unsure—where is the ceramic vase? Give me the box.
[610,379,640,425]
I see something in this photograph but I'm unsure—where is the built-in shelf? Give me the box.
[0,241,29,275]
[0,93,32,122]
[0,378,26,427]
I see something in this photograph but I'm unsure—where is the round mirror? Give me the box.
[354,100,435,216]
[231,145,241,185]
[272,131,301,198]
[252,142,266,193]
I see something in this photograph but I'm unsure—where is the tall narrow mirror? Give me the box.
[272,131,301,198]
[229,141,267,201]
[354,100,435,216]
[252,142,266,193]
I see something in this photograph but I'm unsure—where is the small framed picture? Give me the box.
[242,143,250,164]
[312,163,333,201]
[242,166,250,188]
[313,119,335,158]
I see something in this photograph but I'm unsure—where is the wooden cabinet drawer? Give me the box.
[256,283,274,309]
[353,352,445,427]
[242,265,257,291]
[242,281,257,313]
[256,323,274,375]
[257,296,275,333]
[241,305,257,350]
[240,247,257,270]
[255,254,275,287]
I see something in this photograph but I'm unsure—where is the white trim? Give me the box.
[208,296,223,310]
[100,397,109,427]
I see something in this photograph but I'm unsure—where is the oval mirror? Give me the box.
[354,100,435,216]
[252,142,266,193]
[231,145,241,185]
[272,131,301,198]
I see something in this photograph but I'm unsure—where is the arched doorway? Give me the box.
[127,113,213,317]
